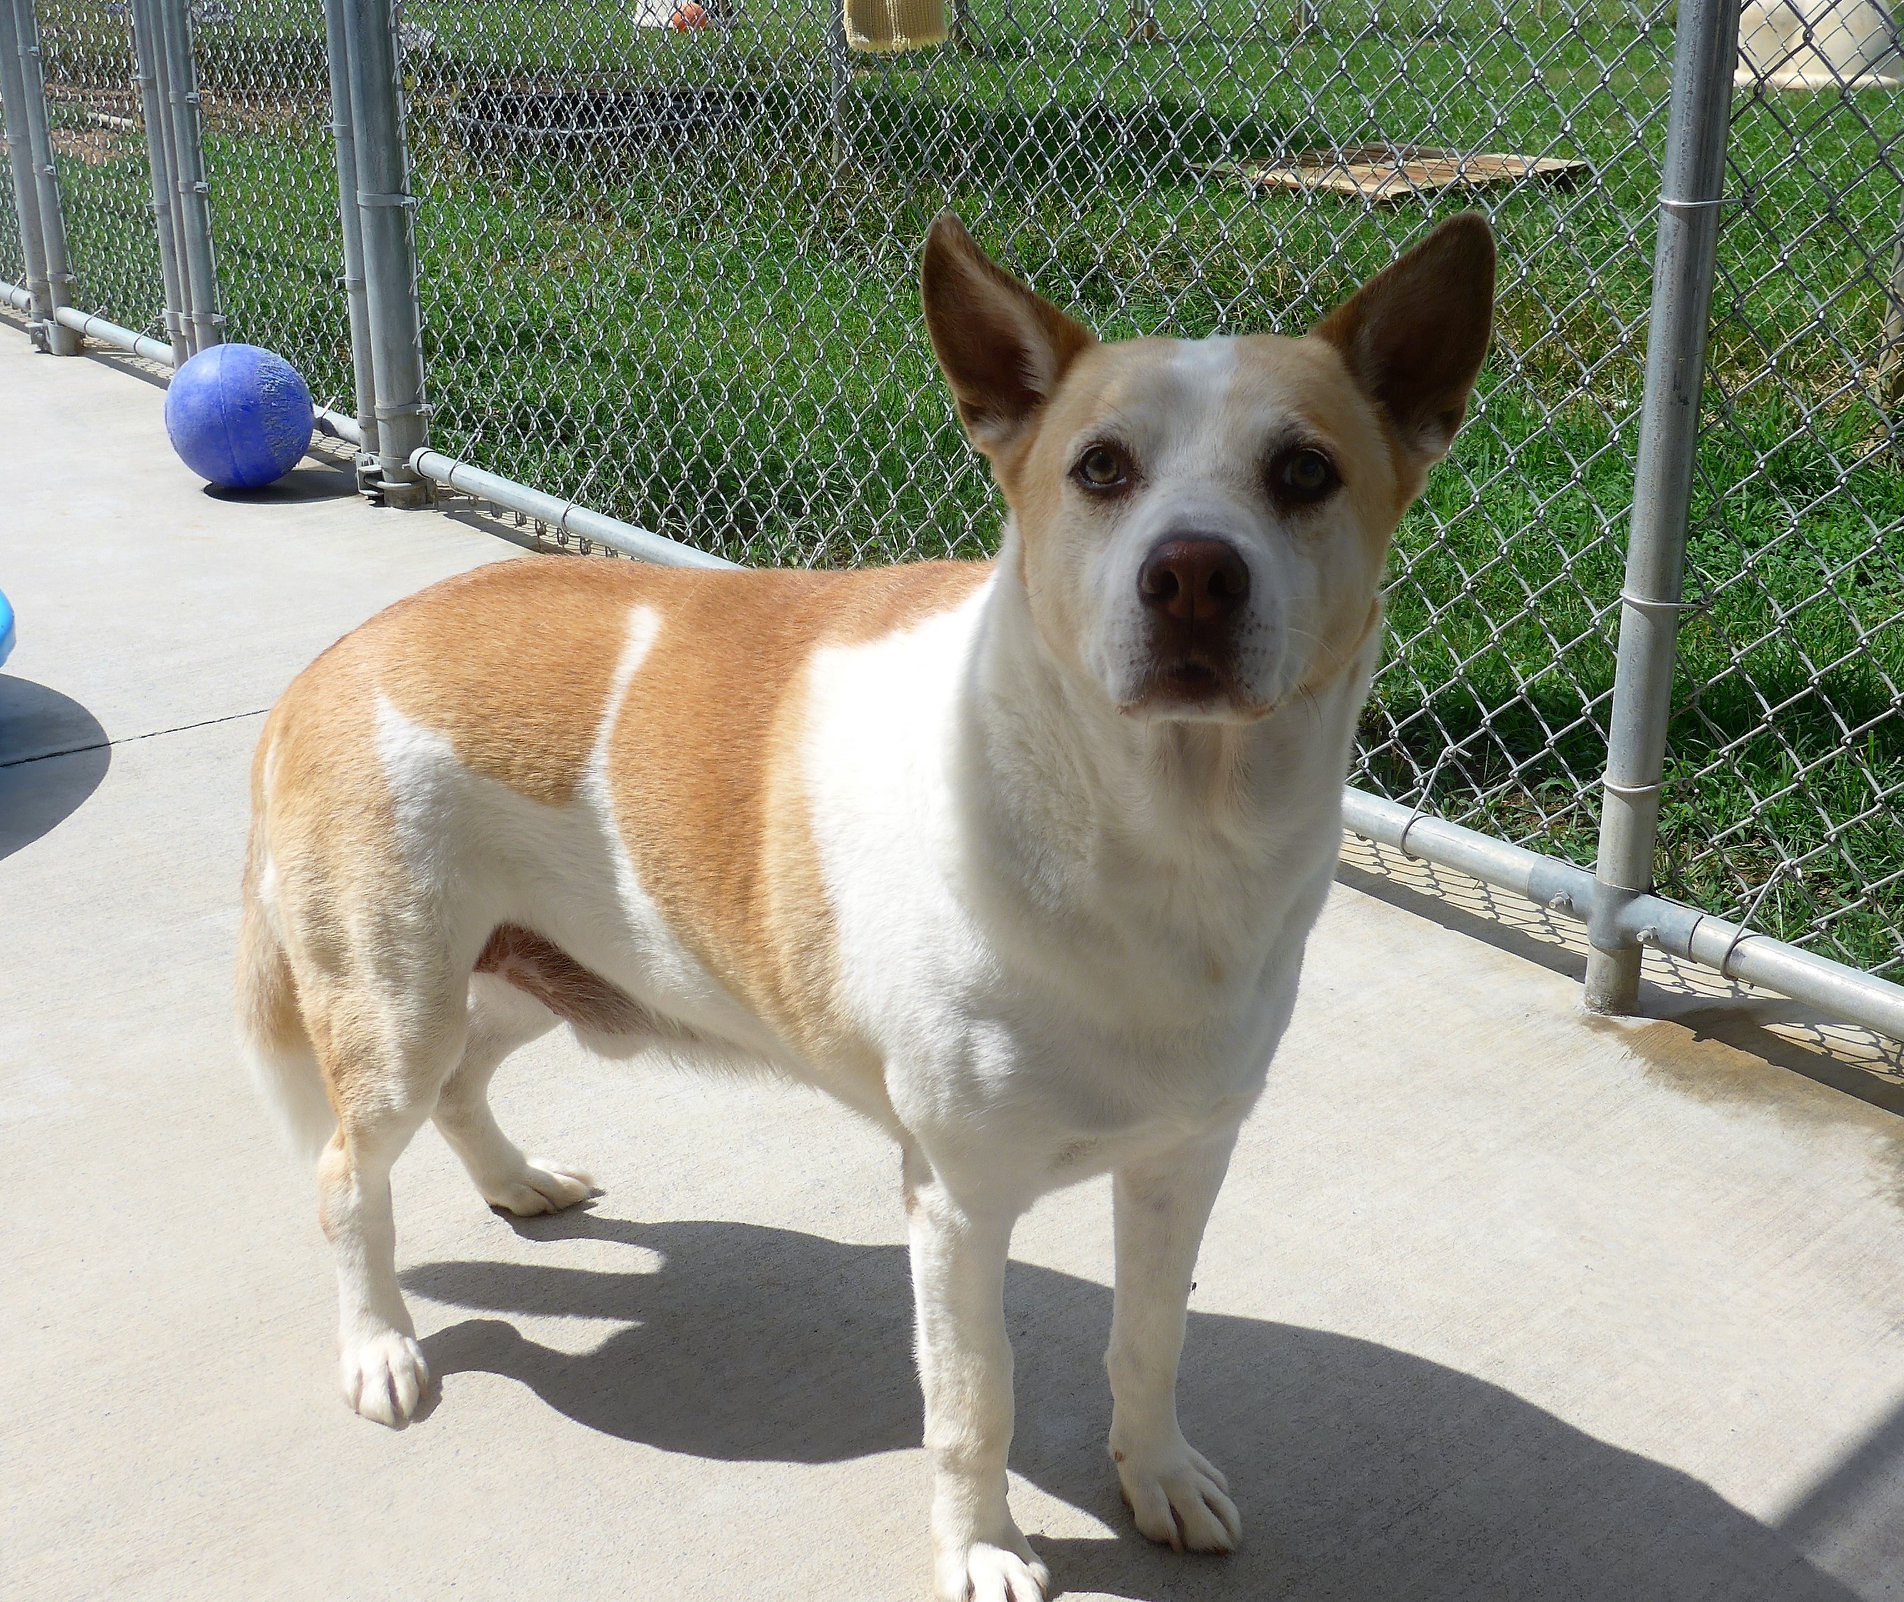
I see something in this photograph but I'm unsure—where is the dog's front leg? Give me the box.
[1106,1129,1244,1554]
[904,1145,1049,1602]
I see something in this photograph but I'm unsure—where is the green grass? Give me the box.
[27,0,1904,975]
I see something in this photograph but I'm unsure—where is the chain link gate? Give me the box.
[2,0,1901,1038]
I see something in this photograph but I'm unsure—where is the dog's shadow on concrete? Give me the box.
[408,1212,1860,1601]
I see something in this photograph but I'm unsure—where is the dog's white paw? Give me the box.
[340,1330,430,1428]
[936,1539,1050,1602]
[483,1157,594,1217]
[1113,1436,1242,1554]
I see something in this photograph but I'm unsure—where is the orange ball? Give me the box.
[669,2,708,28]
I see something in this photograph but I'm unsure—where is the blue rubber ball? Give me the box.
[164,343,315,489]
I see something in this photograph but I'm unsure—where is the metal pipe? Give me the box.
[340,0,429,505]
[54,301,362,440]
[1343,789,1597,922]
[129,0,187,365]
[1584,0,1742,1016]
[1344,788,1904,1043]
[318,0,378,467]
[2,284,361,441]
[9,0,81,353]
[0,0,51,343]
[52,300,171,363]
[311,407,362,446]
[157,0,220,352]
[409,448,738,570]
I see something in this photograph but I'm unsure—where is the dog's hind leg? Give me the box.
[306,967,466,1429]
[433,971,593,1217]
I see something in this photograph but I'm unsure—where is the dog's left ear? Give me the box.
[1313,213,1496,472]
[921,213,1096,458]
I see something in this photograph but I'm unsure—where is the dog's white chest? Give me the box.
[797,582,1341,1174]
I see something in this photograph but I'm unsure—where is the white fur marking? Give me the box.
[1171,334,1238,394]
[592,605,663,763]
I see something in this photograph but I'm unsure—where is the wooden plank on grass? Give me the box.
[1204,146,1588,203]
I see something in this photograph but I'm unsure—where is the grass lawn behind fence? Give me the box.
[29,0,1904,974]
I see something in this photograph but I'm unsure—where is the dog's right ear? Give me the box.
[1312,213,1495,476]
[921,214,1095,458]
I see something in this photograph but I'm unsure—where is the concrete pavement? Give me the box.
[3,323,1902,1601]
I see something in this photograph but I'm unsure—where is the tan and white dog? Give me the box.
[239,213,1493,1601]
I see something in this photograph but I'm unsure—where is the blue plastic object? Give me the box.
[0,588,13,670]
[163,343,315,490]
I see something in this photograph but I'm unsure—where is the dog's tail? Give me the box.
[237,733,336,1163]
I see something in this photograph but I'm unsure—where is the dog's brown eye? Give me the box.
[1279,447,1338,501]
[1075,444,1129,491]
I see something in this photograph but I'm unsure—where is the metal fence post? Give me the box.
[1878,191,1904,415]
[339,0,430,506]
[1583,0,1741,1016]
[129,0,187,365]
[157,0,221,353]
[826,5,849,172]
[320,0,379,477]
[141,0,195,353]
[8,0,80,353]
[0,0,51,340]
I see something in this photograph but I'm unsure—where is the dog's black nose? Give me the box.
[1138,537,1250,624]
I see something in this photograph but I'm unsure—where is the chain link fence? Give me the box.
[1665,62,1904,981]
[0,56,19,285]
[375,0,1683,913]
[3,0,1901,1025]
[32,2,163,333]
[0,181,17,284]
[397,0,1661,856]
[193,0,357,421]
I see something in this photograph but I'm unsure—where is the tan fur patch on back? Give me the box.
[290,553,991,1090]
[371,558,649,807]
[603,559,992,1079]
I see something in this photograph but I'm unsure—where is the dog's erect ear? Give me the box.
[921,213,1096,457]
[1312,213,1496,470]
